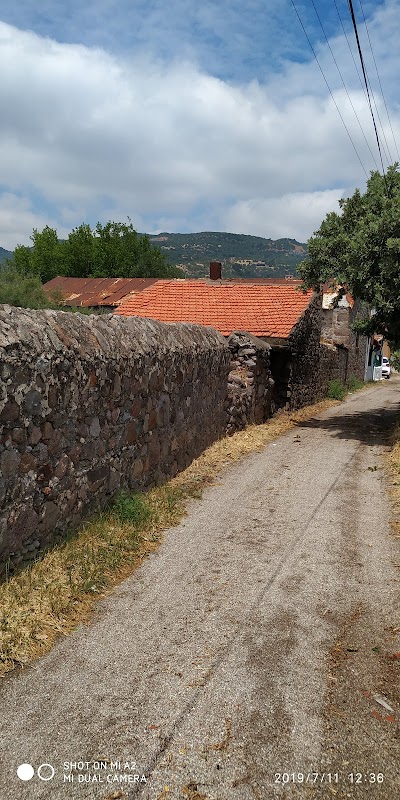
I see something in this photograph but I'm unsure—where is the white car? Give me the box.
[381,357,391,378]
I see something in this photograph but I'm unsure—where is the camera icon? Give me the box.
[17,763,55,781]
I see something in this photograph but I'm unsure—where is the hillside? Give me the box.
[0,247,12,265]
[148,231,307,278]
[0,232,307,278]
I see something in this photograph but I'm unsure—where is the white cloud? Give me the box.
[223,189,346,242]
[0,1,399,248]
[0,193,69,249]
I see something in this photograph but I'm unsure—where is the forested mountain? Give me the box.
[148,231,307,278]
[0,231,307,278]
[0,247,12,265]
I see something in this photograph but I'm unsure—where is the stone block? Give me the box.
[0,400,20,423]
[1,449,20,478]
[41,502,60,530]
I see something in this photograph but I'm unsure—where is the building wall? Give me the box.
[318,343,349,391]
[321,306,352,347]
[0,306,229,573]
[321,300,367,382]
[226,332,273,433]
[287,292,323,409]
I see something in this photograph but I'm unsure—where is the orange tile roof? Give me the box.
[115,280,314,338]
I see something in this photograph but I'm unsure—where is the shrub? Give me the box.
[327,379,347,400]
[0,268,50,309]
[347,375,364,392]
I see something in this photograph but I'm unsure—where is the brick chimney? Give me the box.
[209,261,222,280]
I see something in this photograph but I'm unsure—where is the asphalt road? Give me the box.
[1,380,400,800]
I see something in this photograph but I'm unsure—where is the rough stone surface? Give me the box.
[0,305,229,570]
[0,296,367,572]
[269,294,366,411]
[226,332,273,435]
[320,298,367,389]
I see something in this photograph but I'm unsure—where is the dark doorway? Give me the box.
[270,347,292,410]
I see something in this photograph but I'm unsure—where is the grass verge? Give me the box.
[327,375,366,400]
[388,419,400,539]
[0,397,339,678]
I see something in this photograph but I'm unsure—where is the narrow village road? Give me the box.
[1,381,400,800]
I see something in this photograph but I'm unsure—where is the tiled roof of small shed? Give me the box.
[115,280,314,338]
[43,276,158,307]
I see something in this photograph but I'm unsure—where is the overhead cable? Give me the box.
[357,0,400,162]
[353,0,393,164]
[290,0,368,178]
[310,0,379,171]
[333,0,369,104]
[346,0,388,183]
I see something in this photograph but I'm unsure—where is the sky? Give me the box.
[0,0,399,248]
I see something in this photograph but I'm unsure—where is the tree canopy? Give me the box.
[299,165,400,344]
[10,220,183,285]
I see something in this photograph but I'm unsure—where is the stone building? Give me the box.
[321,289,367,383]
[115,276,323,410]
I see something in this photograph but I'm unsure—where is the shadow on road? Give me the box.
[293,401,400,446]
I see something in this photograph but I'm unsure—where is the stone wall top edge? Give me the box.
[229,330,271,351]
[0,305,228,357]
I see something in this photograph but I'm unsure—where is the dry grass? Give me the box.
[0,398,336,678]
[388,419,400,538]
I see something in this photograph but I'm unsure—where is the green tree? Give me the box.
[65,223,96,277]
[90,220,181,278]
[299,165,400,343]
[11,244,32,275]
[11,226,68,283]
[8,220,183,284]
[92,221,139,277]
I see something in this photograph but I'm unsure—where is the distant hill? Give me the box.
[147,231,307,278]
[0,232,308,279]
[0,247,12,265]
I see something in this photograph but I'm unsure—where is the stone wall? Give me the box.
[321,299,367,383]
[322,307,349,347]
[318,343,348,392]
[0,295,368,573]
[0,306,229,572]
[226,332,273,434]
[285,294,366,408]
[286,292,323,409]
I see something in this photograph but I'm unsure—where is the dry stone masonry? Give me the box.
[0,306,230,573]
[226,333,273,433]
[0,294,367,574]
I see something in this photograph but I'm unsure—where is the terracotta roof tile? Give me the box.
[115,280,314,338]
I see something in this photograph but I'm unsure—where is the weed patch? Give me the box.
[111,491,154,527]
[327,378,347,400]
[346,375,365,392]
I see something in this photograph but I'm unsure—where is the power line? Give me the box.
[310,0,379,171]
[352,0,393,165]
[333,2,373,122]
[346,0,388,184]
[290,0,369,178]
[357,0,400,162]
